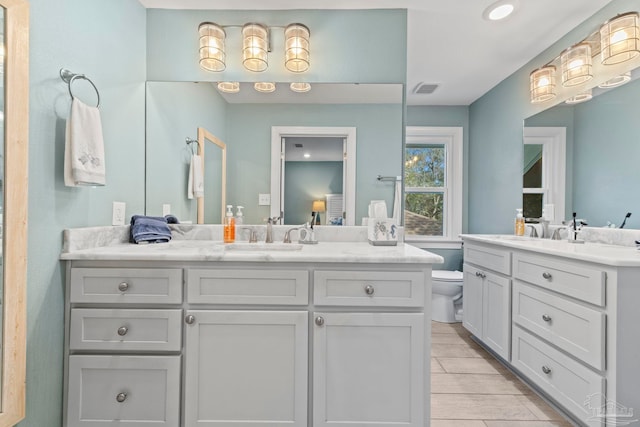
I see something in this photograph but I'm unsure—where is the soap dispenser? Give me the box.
[224,205,236,243]
[235,206,244,226]
[515,208,525,236]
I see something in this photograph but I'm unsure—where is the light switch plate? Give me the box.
[112,202,126,226]
[258,193,271,206]
[162,204,171,216]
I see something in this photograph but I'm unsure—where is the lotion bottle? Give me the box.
[515,208,525,236]
[224,205,236,243]
[235,206,244,226]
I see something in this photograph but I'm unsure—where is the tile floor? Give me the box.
[430,321,574,427]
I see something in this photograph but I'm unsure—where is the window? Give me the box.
[404,127,462,245]
[522,127,566,222]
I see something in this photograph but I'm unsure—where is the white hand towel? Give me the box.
[64,98,106,187]
[188,154,204,199]
[392,178,402,222]
[187,155,194,199]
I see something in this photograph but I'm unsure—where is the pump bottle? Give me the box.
[515,208,525,236]
[235,206,244,226]
[224,205,236,243]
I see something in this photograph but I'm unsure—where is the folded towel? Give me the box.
[64,98,106,187]
[188,154,204,199]
[129,215,177,244]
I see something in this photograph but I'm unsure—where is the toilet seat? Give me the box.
[432,270,463,282]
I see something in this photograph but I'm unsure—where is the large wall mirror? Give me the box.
[145,81,403,225]
[0,0,28,425]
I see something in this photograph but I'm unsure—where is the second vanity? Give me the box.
[60,226,442,427]
[461,234,640,427]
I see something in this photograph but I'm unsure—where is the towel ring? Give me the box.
[60,68,101,108]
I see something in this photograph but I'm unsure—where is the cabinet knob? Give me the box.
[116,392,127,403]
[185,315,196,325]
[475,271,481,277]
[315,316,325,327]
[542,272,552,280]
[117,326,128,336]
[118,282,129,292]
[364,285,375,295]
[541,365,552,375]
[542,314,552,322]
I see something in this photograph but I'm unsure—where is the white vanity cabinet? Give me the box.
[462,243,512,360]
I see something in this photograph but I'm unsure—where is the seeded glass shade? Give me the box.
[254,82,276,93]
[561,42,592,87]
[242,23,269,72]
[530,66,556,103]
[217,82,240,93]
[199,22,226,72]
[598,72,632,88]
[601,12,640,65]
[565,89,592,104]
[290,82,311,93]
[285,24,310,72]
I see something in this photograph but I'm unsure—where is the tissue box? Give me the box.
[368,219,398,246]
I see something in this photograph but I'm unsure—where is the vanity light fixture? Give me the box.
[600,12,640,65]
[530,65,556,103]
[290,82,311,93]
[561,42,592,87]
[254,82,276,93]
[242,23,269,72]
[217,81,240,93]
[598,71,632,88]
[565,89,592,104]
[199,22,226,72]
[482,0,518,21]
[285,24,310,72]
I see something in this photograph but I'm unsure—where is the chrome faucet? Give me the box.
[526,224,538,238]
[265,217,280,243]
[283,226,302,243]
[241,227,258,243]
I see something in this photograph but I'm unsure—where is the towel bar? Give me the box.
[60,68,101,108]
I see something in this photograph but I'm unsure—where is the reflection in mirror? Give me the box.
[0,6,4,399]
[524,73,640,227]
[523,144,543,218]
[195,127,226,224]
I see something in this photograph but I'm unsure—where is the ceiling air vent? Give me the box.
[295,143,303,148]
[413,83,439,94]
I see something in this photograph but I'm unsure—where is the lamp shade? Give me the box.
[290,82,311,93]
[598,72,632,88]
[530,65,556,103]
[199,22,226,72]
[217,81,240,93]
[285,23,310,72]
[561,42,592,87]
[312,200,326,212]
[565,89,592,104]
[242,23,269,72]
[254,82,276,93]
[600,12,640,65]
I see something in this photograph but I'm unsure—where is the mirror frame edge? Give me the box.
[0,0,28,425]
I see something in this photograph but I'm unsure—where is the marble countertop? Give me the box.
[461,234,640,267]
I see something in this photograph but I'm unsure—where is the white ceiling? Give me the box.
[140,0,614,106]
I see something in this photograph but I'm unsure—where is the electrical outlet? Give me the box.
[162,204,171,216]
[112,202,126,226]
[258,193,271,206]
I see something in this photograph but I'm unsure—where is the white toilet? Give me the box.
[431,270,464,323]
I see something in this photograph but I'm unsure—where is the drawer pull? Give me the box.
[364,285,375,295]
[117,326,128,336]
[116,392,128,403]
[315,316,325,327]
[118,282,129,292]
[542,272,552,280]
[541,365,552,375]
[185,315,196,325]
[476,272,486,279]
[542,314,552,322]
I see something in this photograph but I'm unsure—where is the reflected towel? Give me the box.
[64,98,106,187]
[129,215,177,244]
[392,178,402,222]
[188,154,204,199]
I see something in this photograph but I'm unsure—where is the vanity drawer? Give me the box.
[70,268,182,304]
[513,281,605,370]
[314,270,425,307]
[187,269,309,305]
[512,252,605,306]
[69,309,182,352]
[67,355,181,427]
[464,243,511,275]
[511,326,604,427]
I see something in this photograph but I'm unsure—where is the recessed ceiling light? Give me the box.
[483,1,517,21]
[303,153,311,158]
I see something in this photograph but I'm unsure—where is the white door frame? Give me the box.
[271,126,357,225]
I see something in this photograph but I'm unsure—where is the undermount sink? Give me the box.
[225,242,304,251]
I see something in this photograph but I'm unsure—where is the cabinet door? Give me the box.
[313,312,425,427]
[184,310,308,427]
[462,264,483,337]
[482,271,511,360]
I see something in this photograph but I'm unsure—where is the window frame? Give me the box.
[404,126,463,248]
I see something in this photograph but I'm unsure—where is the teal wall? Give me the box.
[284,161,343,225]
[146,9,407,83]
[226,103,403,224]
[468,0,638,233]
[26,1,146,426]
[146,81,228,223]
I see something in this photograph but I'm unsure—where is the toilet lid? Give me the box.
[432,270,463,282]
